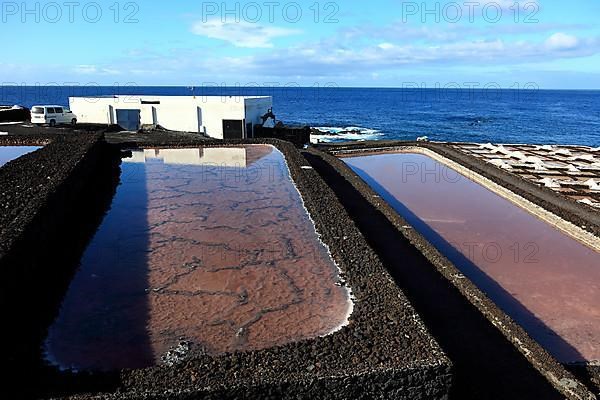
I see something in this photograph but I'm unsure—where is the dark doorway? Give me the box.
[246,122,253,138]
[115,109,141,131]
[222,119,244,139]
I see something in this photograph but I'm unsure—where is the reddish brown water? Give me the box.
[343,152,600,363]
[0,146,40,166]
[45,145,351,371]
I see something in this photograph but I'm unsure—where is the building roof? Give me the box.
[69,95,271,102]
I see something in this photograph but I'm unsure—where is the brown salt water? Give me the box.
[0,146,41,166]
[45,145,352,371]
[343,152,600,364]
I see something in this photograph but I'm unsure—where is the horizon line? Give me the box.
[2,85,600,91]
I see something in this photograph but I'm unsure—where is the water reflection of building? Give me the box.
[124,146,274,168]
[125,148,246,167]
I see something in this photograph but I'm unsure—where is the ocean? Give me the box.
[1,86,599,146]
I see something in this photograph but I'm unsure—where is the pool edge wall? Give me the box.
[309,142,598,399]
[0,135,452,400]
[0,133,123,397]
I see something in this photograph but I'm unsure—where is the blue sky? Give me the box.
[1,0,600,88]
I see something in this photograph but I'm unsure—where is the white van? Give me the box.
[31,105,77,127]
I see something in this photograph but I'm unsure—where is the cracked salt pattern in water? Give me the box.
[0,146,41,166]
[344,152,600,364]
[45,145,352,371]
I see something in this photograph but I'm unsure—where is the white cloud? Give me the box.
[378,43,395,50]
[191,19,301,48]
[74,32,598,82]
[27,14,599,85]
[73,65,97,74]
[545,32,579,50]
[73,65,121,75]
[237,31,600,79]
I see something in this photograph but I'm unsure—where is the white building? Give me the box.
[68,95,273,139]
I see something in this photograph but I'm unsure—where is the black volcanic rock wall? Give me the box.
[0,134,122,398]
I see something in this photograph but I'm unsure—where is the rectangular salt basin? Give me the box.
[0,146,41,166]
[343,151,599,364]
[45,145,352,371]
